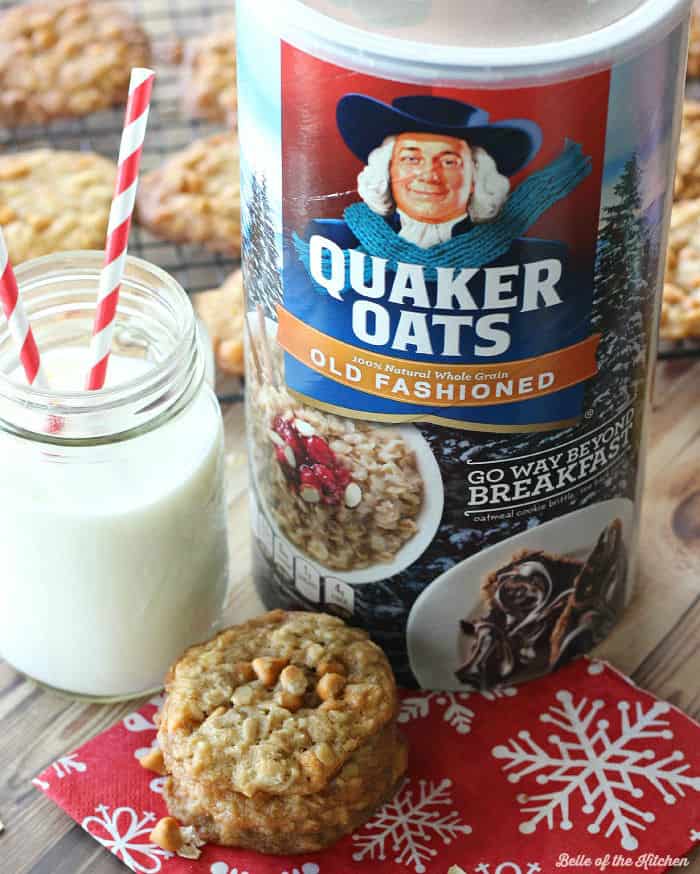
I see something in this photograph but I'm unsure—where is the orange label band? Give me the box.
[276,307,600,409]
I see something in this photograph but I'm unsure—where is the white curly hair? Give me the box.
[357,134,510,224]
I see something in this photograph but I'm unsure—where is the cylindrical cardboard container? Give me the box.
[237,0,692,688]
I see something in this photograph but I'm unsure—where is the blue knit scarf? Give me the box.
[293,140,591,287]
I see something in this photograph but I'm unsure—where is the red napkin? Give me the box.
[34,659,700,874]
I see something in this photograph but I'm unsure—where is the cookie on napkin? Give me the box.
[33,658,700,872]
[135,132,241,256]
[0,149,116,264]
[156,610,406,854]
[182,28,237,125]
[193,270,245,376]
[0,0,151,127]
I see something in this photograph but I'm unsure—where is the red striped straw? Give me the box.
[0,227,47,388]
[86,67,155,390]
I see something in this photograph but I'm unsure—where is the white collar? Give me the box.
[396,209,469,249]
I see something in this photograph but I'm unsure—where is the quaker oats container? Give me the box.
[236,0,692,688]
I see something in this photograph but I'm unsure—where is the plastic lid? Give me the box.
[279,0,692,83]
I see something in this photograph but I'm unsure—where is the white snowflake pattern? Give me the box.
[82,804,173,873]
[124,695,164,733]
[51,753,87,778]
[691,828,700,842]
[280,865,320,874]
[32,753,87,791]
[493,689,700,851]
[352,778,471,873]
[209,865,250,874]
[399,687,517,735]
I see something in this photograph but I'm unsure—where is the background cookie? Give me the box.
[193,271,245,376]
[136,132,241,256]
[182,28,237,125]
[0,149,116,264]
[0,0,151,127]
[674,101,700,201]
[662,199,700,340]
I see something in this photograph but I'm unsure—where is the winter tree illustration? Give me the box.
[242,172,284,317]
[588,153,658,436]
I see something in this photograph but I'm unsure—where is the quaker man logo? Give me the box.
[347,94,541,249]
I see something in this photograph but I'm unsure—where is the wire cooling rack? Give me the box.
[0,0,244,398]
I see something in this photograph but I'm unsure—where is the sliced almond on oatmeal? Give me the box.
[300,484,321,503]
[293,418,316,437]
[344,482,363,509]
[268,429,285,447]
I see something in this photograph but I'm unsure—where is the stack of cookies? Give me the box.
[152,611,408,855]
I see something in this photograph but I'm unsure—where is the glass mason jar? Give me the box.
[0,252,229,701]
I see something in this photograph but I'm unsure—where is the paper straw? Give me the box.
[0,228,47,388]
[86,67,155,390]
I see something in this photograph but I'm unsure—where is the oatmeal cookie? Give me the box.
[193,271,245,376]
[674,101,700,202]
[662,198,700,340]
[0,149,116,264]
[136,132,240,255]
[182,29,237,125]
[163,723,408,853]
[158,611,399,800]
[0,0,150,127]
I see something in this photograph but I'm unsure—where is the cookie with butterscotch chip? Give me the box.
[158,611,399,801]
[157,610,405,853]
[0,149,116,264]
[662,198,700,340]
[182,28,237,125]
[163,723,407,853]
[0,0,150,127]
[136,132,241,255]
[193,271,245,376]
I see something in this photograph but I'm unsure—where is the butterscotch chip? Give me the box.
[136,132,241,255]
[0,149,116,264]
[163,723,408,854]
[158,610,398,800]
[0,0,150,127]
[150,817,183,853]
[139,747,166,775]
[182,27,237,125]
[193,271,245,376]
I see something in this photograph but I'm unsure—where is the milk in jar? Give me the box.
[0,252,229,699]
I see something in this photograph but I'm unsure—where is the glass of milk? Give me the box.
[0,252,230,700]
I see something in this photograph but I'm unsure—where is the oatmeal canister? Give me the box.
[237,0,692,688]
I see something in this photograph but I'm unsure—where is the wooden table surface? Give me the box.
[1,357,699,873]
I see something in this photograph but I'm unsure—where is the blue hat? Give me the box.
[336,94,542,177]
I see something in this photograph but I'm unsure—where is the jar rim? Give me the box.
[0,251,203,443]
